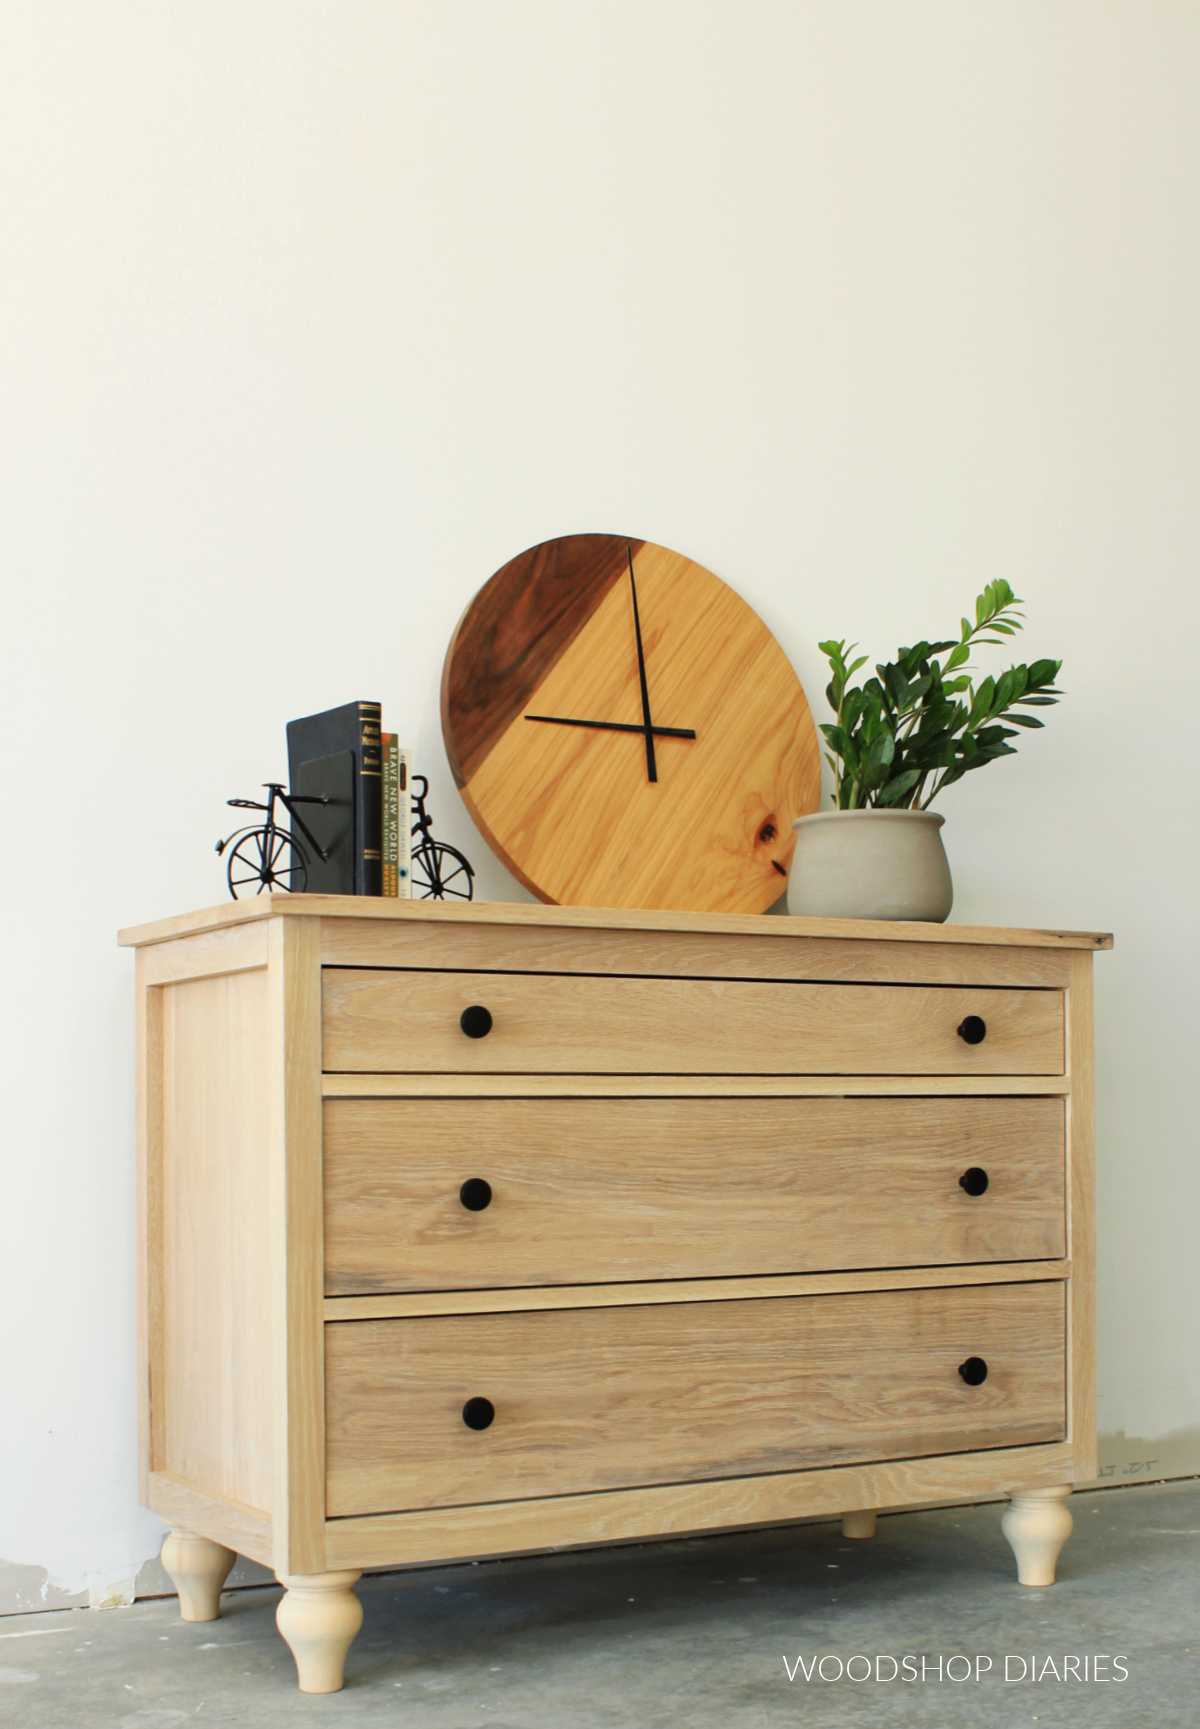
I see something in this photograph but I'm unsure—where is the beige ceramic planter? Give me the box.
[787,809,953,922]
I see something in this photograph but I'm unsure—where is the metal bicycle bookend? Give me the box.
[410,774,475,900]
[216,784,330,898]
[216,773,474,900]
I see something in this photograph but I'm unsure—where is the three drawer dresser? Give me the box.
[119,895,1109,1692]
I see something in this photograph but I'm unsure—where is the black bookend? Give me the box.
[286,701,383,895]
[292,751,355,894]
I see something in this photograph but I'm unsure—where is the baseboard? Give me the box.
[1077,1426,1200,1489]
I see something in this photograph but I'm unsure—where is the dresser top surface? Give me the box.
[117,894,1113,953]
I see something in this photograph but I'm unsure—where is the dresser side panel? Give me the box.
[141,920,270,986]
[159,969,275,1514]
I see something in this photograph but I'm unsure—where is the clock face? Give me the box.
[441,533,821,912]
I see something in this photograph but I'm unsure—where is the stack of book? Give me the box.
[286,701,412,896]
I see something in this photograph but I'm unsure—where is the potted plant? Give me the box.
[788,581,1062,921]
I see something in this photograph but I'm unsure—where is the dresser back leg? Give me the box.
[275,1570,364,1693]
[160,1530,237,1622]
[841,1510,877,1539]
[1001,1487,1074,1585]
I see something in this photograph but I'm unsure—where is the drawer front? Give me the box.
[324,1096,1066,1295]
[322,970,1064,1075]
[325,1281,1066,1515]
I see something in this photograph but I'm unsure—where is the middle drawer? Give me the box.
[323,1095,1065,1294]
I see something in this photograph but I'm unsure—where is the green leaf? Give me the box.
[967,676,995,728]
[886,663,910,708]
[876,769,921,806]
[841,688,866,730]
[824,727,860,773]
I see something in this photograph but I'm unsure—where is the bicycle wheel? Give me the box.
[411,841,474,900]
[226,827,308,898]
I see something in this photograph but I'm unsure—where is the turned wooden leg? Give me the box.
[1001,1487,1074,1586]
[276,1570,363,1693]
[842,1509,877,1539]
[160,1530,237,1622]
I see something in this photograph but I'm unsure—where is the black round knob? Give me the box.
[462,1396,495,1431]
[459,1005,493,1039]
[958,1356,989,1386]
[959,1167,989,1197]
[459,1178,493,1212]
[957,1014,987,1045]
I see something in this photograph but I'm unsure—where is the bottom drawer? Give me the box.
[324,1281,1066,1517]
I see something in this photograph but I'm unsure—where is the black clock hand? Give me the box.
[525,714,696,739]
[627,545,658,783]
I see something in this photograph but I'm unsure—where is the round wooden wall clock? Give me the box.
[441,534,821,913]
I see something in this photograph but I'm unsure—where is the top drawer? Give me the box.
[321,969,1063,1075]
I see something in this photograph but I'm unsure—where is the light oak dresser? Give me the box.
[119,895,1109,1693]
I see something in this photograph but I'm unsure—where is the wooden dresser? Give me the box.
[119,897,1109,1693]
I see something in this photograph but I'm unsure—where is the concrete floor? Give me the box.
[2,1480,1196,1729]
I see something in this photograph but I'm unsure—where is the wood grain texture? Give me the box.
[325,1281,1066,1516]
[267,918,327,1576]
[317,917,1073,988]
[321,969,1065,1077]
[442,534,640,785]
[323,1442,1075,1571]
[141,920,269,986]
[1065,950,1097,1482]
[122,899,1101,1603]
[159,970,275,1513]
[444,538,821,913]
[147,1472,275,1568]
[117,893,1114,953]
[321,1073,1071,1099]
[324,1262,1071,1323]
[322,1096,1065,1294]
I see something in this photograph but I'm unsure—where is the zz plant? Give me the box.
[819,582,1062,811]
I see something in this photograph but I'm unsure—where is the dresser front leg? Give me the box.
[1001,1487,1074,1586]
[275,1570,363,1693]
[842,1510,877,1539]
[160,1530,237,1622]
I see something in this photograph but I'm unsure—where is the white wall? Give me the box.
[2,2,1198,1606]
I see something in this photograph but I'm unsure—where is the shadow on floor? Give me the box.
[3,1478,1197,1728]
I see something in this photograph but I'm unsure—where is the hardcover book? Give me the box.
[286,701,382,895]
[382,735,413,897]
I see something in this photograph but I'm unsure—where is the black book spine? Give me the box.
[357,703,383,896]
